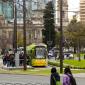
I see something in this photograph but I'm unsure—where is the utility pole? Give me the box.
[13,0,21,68]
[13,0,17,53]
[23,0,27,70]
[60,0,63,73]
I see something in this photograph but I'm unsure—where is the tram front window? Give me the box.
[35,47,46,58]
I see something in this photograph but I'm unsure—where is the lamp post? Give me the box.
[23,0,27,70]
[60,0,63,73]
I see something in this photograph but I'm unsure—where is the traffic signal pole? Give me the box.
[60,0,63,73]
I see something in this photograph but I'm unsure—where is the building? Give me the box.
[80,0,85,23]
[56,0,68,26]
[0,1,13,21]
[0,0,50,49]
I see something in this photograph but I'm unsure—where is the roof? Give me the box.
[26,43,47,51]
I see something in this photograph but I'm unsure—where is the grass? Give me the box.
[64,60,85,68]
[71,69,85,74]
[0,67,85,75]
[0,53,85,75]
[0,68,51,76]
[48,59,85,69]
[73,53,85,58]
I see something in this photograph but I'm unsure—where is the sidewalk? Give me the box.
[0,59,33,69]
[73,73,85,78]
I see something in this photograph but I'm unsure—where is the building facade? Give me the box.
[80,0,85,23]
[56,0,68,26]
[0,0,51,49]
[0,0,13,21]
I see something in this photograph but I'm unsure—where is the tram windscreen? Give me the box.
[35,47,46,58]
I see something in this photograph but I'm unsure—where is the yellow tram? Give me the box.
[26,43,48,66]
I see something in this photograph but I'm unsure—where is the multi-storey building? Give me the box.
[0,0,13,21]
[0,0,50,49]
[80,0,85,23]
[57,0,68,26]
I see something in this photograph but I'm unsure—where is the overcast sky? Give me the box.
[68,0,79,17]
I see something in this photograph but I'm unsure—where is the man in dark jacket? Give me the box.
[50,67,60,85]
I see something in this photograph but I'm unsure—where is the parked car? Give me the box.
[51,47,59,53]
[48,50,54,58]
[64,53,73,59]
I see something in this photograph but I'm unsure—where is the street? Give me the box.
[0,74,84,85]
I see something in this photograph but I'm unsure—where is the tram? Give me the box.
[26,43,48,66]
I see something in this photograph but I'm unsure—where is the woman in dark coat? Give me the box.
[50,67,60,85]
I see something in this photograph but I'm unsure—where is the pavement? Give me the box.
[73,73,85,78]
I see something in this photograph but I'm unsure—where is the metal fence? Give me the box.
[0,83,50,85]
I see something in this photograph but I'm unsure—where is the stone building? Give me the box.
[0,0,59,49]
[0,14,43,49]
[0,0,45,49]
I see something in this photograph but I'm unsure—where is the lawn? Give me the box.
[64,60,85,69]
[0,68,51,75]
[0,67,85,75]
[48,59,85,69]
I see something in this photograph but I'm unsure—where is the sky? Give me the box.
[68,0,80,18]
[68,0,79,11]
[55,0,80,22]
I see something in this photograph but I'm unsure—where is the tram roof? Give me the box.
[26,43,47,51]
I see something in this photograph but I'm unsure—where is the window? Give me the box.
[35,47,46,58]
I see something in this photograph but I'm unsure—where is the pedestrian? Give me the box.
[19,52,24,66]
[63,66,77,85]
[50,67,61,85]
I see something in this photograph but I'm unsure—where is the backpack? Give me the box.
[67,74,77,85]
[53,76,62,85]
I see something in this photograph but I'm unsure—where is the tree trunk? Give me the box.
[74,45,77,53]
[77,39,81,61]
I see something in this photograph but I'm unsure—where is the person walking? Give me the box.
[50,67,61,85]
[63,66,77,85]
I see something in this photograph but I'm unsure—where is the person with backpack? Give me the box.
[50,67,61,85]
[63,66,77,85]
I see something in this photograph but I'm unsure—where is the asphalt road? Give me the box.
[0,74,84,85]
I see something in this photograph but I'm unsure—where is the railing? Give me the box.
[0,83,49,85]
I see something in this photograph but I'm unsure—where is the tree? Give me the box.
[43,1,56,50]
[55,31,60,48]
[64,16,85,61]
[64,16,78,52]
[17,31,23,47]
